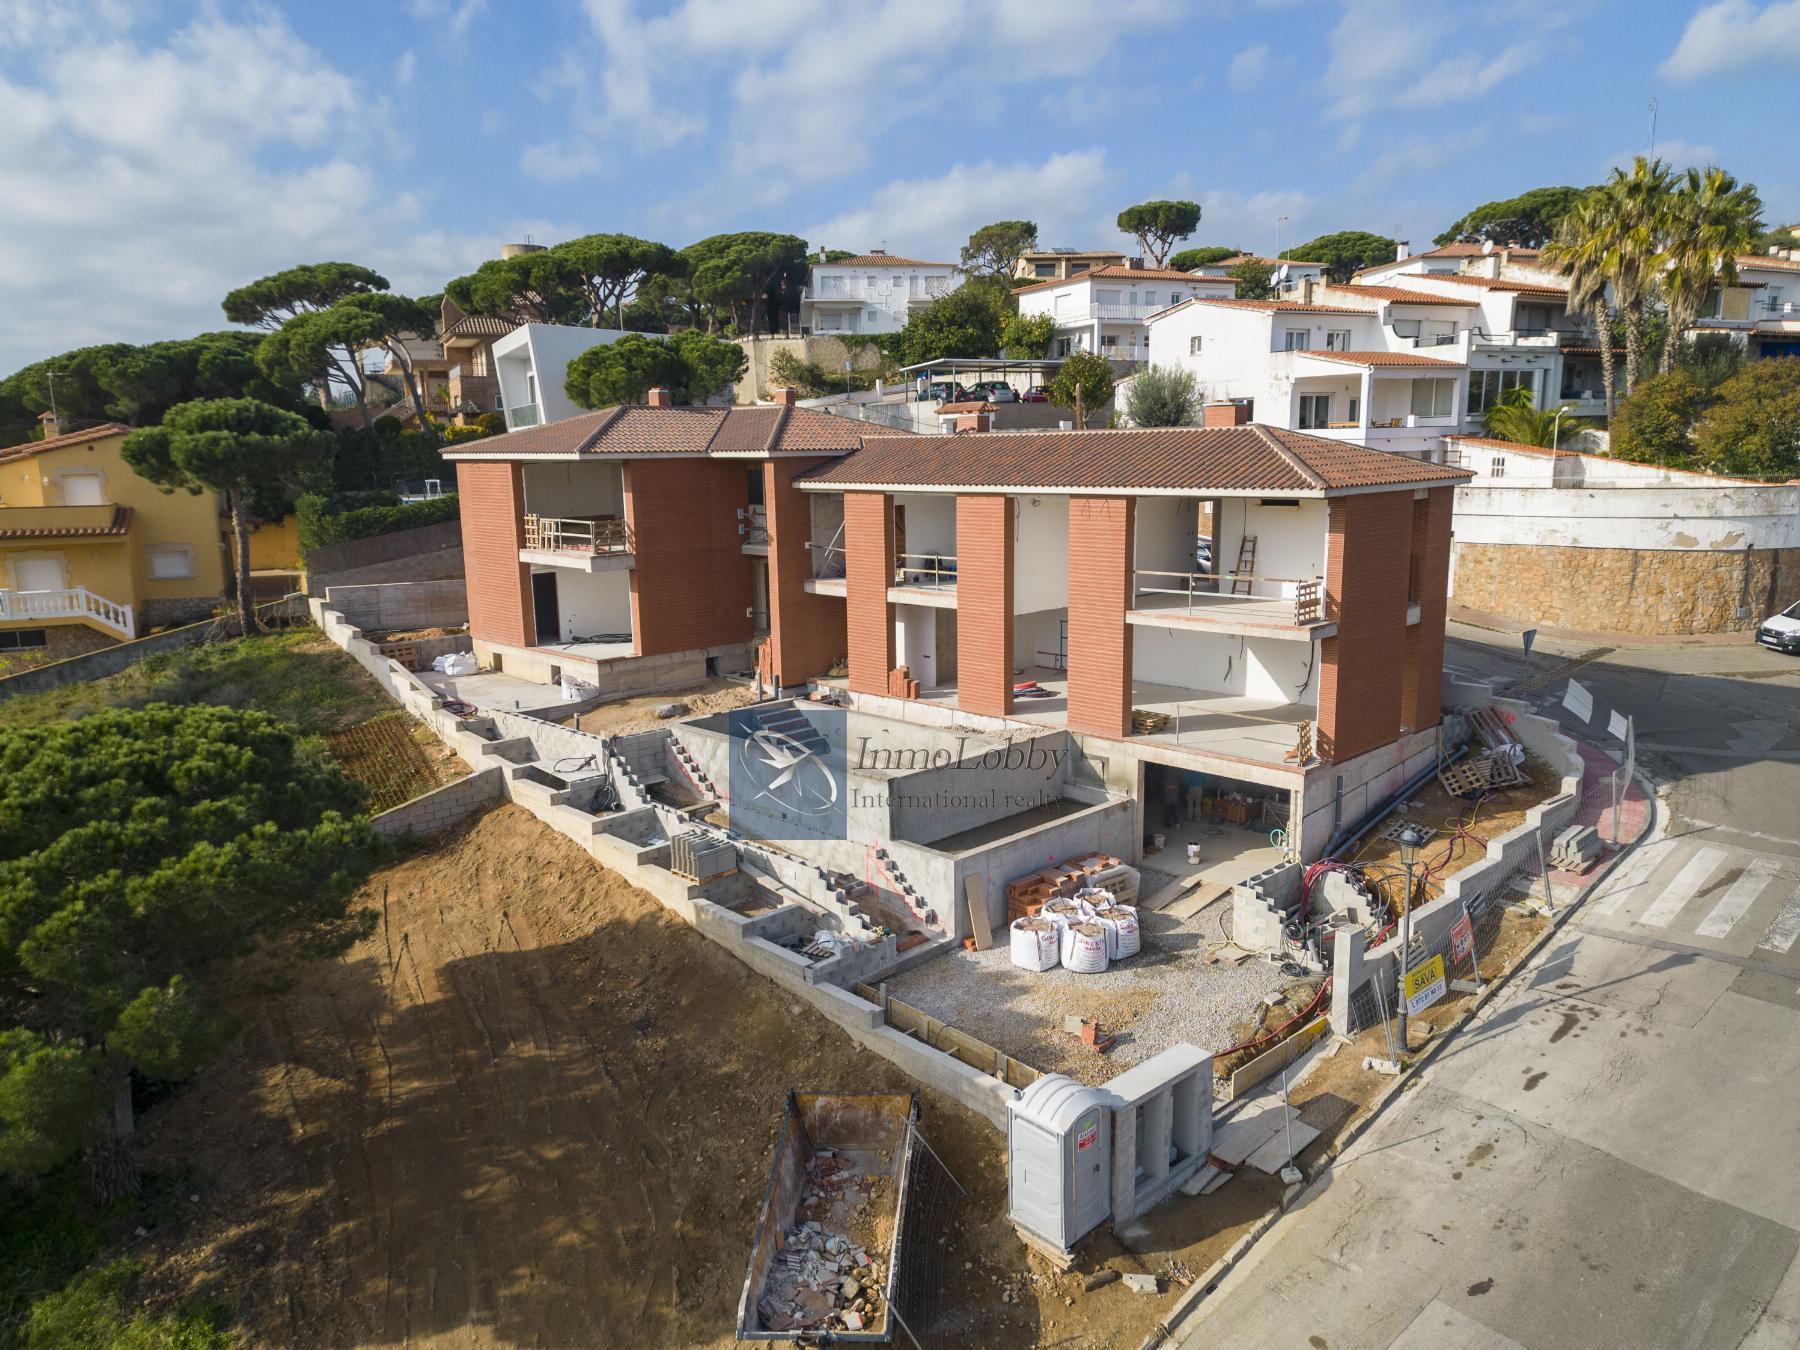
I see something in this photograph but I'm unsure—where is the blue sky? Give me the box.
[2,0,1796,374]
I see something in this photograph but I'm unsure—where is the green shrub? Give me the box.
[24,1260,232,1349]
[296,492,459,553]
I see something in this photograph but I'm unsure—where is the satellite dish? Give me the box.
[1481,239,1496,255]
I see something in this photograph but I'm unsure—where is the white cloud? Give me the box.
[569,0,1180,197]
[521,140,604,183]
[0,11,501,373]
[1227,44,1272,91]
[1661,1,1800,80]
[395,49,418,86]
[406,0,489,40]
[1322,0,1545,119]
[1361,127,1491,185]
[803,151,1115,259]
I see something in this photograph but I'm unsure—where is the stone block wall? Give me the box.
[1451,541,1800,636]
[370,765,506,838]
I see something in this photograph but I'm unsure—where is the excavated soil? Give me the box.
[571,678,758,738]
[129,806,1281,1347]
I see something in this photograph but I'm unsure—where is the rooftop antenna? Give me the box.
[1647,99,1658,157]
[46,369,62,424]
[1275,214,1289,259]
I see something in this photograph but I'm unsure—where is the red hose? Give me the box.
[1215,974,1333,1061]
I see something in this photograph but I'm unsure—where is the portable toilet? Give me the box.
[1007,1074,1113,1256]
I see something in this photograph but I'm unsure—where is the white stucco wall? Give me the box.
[552,569,633,640]
[1452,481,1800,552]
[1012,494,1069,614]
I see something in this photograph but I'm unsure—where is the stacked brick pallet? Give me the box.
[1005,853,1138,922]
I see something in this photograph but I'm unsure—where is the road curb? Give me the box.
[1142,754,1659,1348]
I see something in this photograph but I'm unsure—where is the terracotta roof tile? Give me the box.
[1735,253,1800,272]
[935,401,996,414]
[0,422,133,464]
[1416,274,1569,296]
[824,254,956,268]
[1444,434,1559,458]
[1013,267,1235,295]
[1300,350,1467,368]
[798,425,1469,494]
[0,505,134,539]
[1184,297,1376,315]
[1334,284,1478,307]
[1207,254,1325,268]
[442,313,517,338]
[438,403,899,460]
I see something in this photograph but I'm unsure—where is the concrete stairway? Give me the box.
[668,737,721,801]
[871,847,939,932]
[746,704,831,759]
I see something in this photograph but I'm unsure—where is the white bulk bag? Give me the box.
[1009,917,1060,972]
[1059,921,1110,974]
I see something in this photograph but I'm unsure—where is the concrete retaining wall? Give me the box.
[308,597,1018,1129]
[370,765,507,838]
[323,579,469,633]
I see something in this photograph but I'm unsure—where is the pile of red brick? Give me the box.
[1005,852,1128,922]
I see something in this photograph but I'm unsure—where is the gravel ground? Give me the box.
[885,895,1305,1086]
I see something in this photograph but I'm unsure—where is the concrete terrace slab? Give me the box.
[416,668,581,717]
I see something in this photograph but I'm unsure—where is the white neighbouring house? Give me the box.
[798,251,963,336]
[1189,253,1327,298]
[1686,247,1800,362]
[1015,266,1236,364]
[493,323,631,430]
[1143,291,1472,456]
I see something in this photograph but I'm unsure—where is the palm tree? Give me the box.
[1604,156,1675,393]
[1481,387,1595,448]
[1657,166,1765,373]
[1545,195,1617,417]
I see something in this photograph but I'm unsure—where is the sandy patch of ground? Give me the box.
[571,678,758,738]
[129,805,1281,1348]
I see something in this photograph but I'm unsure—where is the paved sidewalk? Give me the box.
[1547,737,1651,886]
[1448,604,1759,650]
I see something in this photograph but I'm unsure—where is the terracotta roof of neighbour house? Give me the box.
[1021,250,1126,259]
[0,505,134,539]
[1300,350,1468,368]
[799,425,1470,495]
[935,401,997,414]
[1333,284,1479,307]
[822,255,956,268]
[1734,254,1800,272]
[1443,434,1561,458]
[1206,254,1326,268]
[438,404,902,460]
[1415,274,1569,296]
[441,312,518,338]
[1012,266,1236,295]
[0,422,134,465]
[1181,297,1376,315]
[1423,243,1543,260]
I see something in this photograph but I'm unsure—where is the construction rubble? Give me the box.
[755,1150,888,1335]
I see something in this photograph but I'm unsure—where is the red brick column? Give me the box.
[764,459,846,688]
[1400,486,1454,732]
[455,461,533,647]
[956,494,1014,716]
[1067,496,1134,737]
[1317,491,1413,761]
[844,491,894,696]
[625,458,754,657]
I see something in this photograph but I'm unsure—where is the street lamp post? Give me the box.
[1395,823,1427,1051]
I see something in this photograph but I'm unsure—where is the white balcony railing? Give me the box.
[1133,571,1324,626]
[0,586,136,639]
[1087,302,1173,320]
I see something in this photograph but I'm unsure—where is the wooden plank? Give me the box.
[1225,1016,1331,1100]
[966,875,995,951]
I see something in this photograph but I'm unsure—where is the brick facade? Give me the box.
[845,491,895,695]
[455,461,533,647]
[625,459,755,658]
[1318,491,1414,761]
[955,494,1014,716]
[1401,486,1453,732]
[1066,496,1134,737]
[763,458,846,688]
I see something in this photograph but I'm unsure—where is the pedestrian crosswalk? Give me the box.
[1585,834,1800,959]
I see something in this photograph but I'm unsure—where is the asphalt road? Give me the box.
[1177,629,1800,1350]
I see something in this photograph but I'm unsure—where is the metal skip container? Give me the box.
[1006,1074,1113,1256]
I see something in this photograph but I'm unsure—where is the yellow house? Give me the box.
[0,416,229,659]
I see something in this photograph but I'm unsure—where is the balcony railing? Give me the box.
[0,586,135,639]
[740,503,769,549]
[523,514,634,555]
[1410,333,1460,348]
[1087,302,1173,320]
[508,402,541,428]
[1132,570,1325,627]
[894,551,957,590]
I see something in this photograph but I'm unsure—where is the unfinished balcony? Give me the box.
[520,514,635,572]
[1129,570,1331,639]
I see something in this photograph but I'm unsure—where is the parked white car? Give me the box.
[1756,600,1800,655]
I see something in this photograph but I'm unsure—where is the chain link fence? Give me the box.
[889,1122,964,1350]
